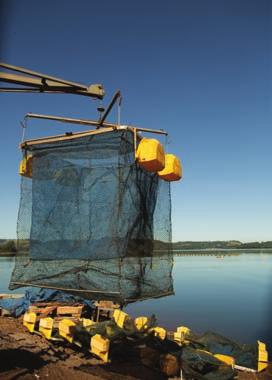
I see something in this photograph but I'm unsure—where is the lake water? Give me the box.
[1,252,272,350]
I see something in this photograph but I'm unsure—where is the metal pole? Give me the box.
[99,90,121,126]
[26,113,116,128]
[25,113,168,135]
[10,282,120,294]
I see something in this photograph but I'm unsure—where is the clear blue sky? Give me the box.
[0,0,271,241]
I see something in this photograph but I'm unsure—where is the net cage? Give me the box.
[10,127,173,303]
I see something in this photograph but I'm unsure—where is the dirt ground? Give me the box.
[0,317,271,380]
[0,317,167,380]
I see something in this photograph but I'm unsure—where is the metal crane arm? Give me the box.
[0,62,105,99]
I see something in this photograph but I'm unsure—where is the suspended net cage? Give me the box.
[10,127,174,303]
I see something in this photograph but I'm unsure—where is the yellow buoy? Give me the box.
[174,326,191,343]
[158,154,182,181]
[257,341,268,372]
[136,138,165,172]
[113,309,130,329]
[19,155,33,178]
[58,319,76,343]
[90,334,110,362]
[135,316,149,331]
[23,312,37,333]
[39,317,54,340]
[150,326,167,340]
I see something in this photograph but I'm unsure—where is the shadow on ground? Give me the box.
[0,349,47,372]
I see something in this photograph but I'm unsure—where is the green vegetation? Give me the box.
[172,240,272,250]
[0,239,17,255]
[154,240,272,250]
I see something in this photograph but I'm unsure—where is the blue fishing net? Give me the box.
[10,128,173,302]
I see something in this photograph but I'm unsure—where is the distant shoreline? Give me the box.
[172,248,272,251]
[170,240,272,250]
[0,252,16,257]
[1,238,272,256]
[1,248,272,258]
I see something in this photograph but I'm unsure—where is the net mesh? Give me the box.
[10,128,173,303]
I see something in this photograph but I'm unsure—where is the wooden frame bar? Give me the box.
[20,127,117,148]
[10,281,120,295]
[21,113,168,149]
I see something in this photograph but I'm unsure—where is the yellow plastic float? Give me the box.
[113,309,130,329]
[90,334,110,362]
[174,326,191,344]
[158,154,182,182]
[136,138,165,172]
[58,319,76,343]
[150,326,167,340]
[135,316,149,331]
[39,317,54,340]
[19,155,33,178]
[23,311,37,333]
[257,340,268,372]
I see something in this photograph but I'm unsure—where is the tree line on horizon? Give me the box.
[171,240,272,249]
[0,239,17,253]
[1,239,272,254]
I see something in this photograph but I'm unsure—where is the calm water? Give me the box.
[128,252,272,351]
[1,252,272,349]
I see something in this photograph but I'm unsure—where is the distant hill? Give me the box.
[172,240,272,250]
[155,240,272,250]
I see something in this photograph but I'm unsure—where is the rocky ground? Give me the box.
[0,317,271,380]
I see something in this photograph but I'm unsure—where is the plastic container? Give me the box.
[91,334,110,362]
[19,155,33,178]
[158,154,182,181]
[113,309,130,329]
[136,138,165,172]
[135,316,149,331]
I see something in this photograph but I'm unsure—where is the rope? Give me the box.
[20,116,27,143]
[117,95,122,126]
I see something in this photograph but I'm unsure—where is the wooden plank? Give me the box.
[94,301,120,309]
[28,306,57,321]
[57,305,83,317]
[28,305,57,314]
[20,121,167,149]
[20,127,117,148]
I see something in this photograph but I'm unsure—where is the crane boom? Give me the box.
[0,62,105,99]
[0,63,124,128]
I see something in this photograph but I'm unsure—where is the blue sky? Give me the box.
[0,0,271,241]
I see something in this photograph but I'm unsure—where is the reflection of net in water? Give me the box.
[10,128,173,302]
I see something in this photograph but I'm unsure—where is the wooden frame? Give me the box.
[20,112,167,149]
